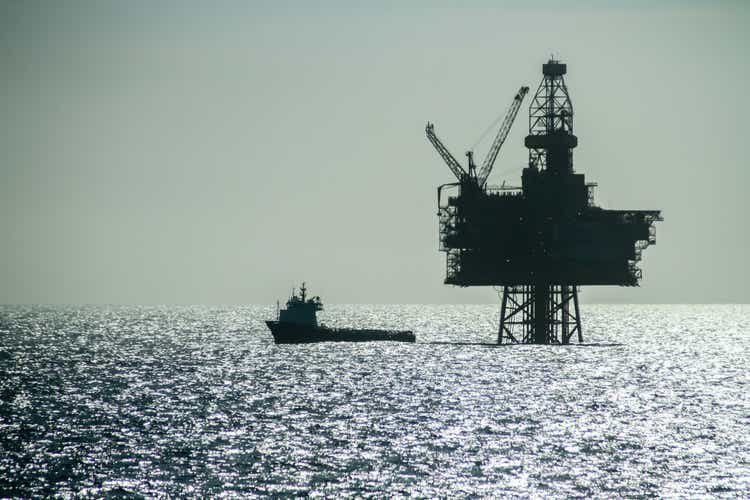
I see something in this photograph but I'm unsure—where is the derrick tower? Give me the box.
[426,59,662,344]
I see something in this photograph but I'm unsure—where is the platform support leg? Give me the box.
[561,285,570,345]
[573,287,583,343]
[498,284,583,344]
[498,286,508,344]
[533,283,549,344]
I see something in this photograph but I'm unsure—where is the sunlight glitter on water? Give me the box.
[0,304,749,497]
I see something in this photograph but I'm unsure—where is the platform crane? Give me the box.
[425,86,529,188]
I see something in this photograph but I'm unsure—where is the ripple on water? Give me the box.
[0,304,748,497]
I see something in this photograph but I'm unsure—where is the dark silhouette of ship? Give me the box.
[265,283,415,344]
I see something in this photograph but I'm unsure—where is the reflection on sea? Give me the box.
[0,304,748,497]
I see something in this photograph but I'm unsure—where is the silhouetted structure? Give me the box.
[426,59,662,344]
[266,283,415,343]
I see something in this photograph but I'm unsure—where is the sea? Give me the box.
[1,304,748,498]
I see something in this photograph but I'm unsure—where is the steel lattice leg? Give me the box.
[498,284,583,344]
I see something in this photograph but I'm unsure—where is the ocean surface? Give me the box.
[1,304,748,498]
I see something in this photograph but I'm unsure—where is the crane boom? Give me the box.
[476,86,529,187]
[426,123,467,181]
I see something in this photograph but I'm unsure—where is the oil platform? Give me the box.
[426,59,662,344]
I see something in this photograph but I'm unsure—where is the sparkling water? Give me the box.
[1,304,748,497]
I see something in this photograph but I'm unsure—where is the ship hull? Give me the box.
[265,321,415,344]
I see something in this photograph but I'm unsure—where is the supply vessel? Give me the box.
[265,283,415,344]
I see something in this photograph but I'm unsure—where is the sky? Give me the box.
[1,1,748,304]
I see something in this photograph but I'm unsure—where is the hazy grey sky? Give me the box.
[1,1,748,304]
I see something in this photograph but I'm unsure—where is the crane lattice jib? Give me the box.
[425,123,467,181]
[476,86,529,187]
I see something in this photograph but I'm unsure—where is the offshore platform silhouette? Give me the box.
[426,59,662,344]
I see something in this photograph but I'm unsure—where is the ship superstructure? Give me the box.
[276,283,323,327]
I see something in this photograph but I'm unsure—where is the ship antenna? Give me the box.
[301,282,307,302]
